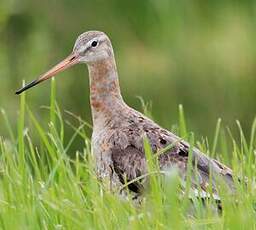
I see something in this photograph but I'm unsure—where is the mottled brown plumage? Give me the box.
[16,31,235,201]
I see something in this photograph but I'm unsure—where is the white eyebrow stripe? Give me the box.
[78,43,90,53]
[85,35,106,47]
[78,35,106,54]
[96,35,106,42]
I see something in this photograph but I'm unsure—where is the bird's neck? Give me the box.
[88,57,125,124]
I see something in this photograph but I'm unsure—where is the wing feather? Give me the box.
[111,145,147,193]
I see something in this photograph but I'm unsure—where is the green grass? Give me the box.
[0,80,256,229]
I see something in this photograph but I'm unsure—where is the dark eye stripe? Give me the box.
[79,40,99,54]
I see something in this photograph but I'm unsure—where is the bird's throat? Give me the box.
[88,57,124,123]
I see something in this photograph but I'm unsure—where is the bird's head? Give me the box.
[15,31,113,95]
[73,31,113,63]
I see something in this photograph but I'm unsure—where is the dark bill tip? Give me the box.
[15,53,79,95]
[15,79,41,95]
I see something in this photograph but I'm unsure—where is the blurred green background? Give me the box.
[1,0,256,150]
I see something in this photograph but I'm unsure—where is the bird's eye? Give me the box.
[91,40,98,47]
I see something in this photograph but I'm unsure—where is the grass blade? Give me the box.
[179,104,187,139]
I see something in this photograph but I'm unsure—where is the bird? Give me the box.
[16,31,234,203]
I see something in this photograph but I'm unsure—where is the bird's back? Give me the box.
[92,104,234,199]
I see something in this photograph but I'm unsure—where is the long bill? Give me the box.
[15,53,79,95]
